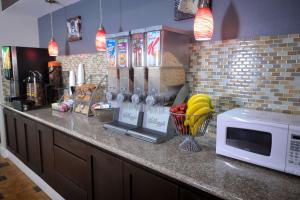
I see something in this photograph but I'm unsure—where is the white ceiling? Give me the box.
[1,0,80,18]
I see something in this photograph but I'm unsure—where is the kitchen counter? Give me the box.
[1,104,300,200]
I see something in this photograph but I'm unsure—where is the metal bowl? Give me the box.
[91,108,114,122]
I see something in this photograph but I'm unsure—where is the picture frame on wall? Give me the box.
[174,0,198,21]
[67,16,82,42]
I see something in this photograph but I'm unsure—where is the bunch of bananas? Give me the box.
[184,94,214,136]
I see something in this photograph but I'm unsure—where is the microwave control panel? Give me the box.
[285,131,300,176]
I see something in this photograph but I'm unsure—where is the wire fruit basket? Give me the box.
[170,112,213,152]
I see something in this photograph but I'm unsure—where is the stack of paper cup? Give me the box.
[69,70,76,95]
[77,64,85,85]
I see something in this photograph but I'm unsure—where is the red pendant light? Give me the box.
[96,25,106,51]
[48,38,59,56]
[48,9,59,56]
[194,0,214,41]
[96,0,106,51]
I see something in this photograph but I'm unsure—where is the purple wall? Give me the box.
[38,0,300,55]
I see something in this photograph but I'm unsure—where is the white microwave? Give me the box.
[216,108,300,176]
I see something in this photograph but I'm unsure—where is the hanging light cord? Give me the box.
[119,0,123,32]
[50,12,54,38]
[99,0,103,26]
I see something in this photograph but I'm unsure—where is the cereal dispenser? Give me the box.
[130,28,148,104]
[115,31,133,104]
[105,34,119,103]
[104,25,191,143]
[128,25,191,143]
[104,31,143,133]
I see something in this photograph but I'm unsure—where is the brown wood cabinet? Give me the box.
[37,123,55,187]
[53,130,93,200]
[15,115,27,162]
[3,108,221,200]
[22,117,42,174]
[3,109,17,153]
[92,149,124,200]
[124,162,179,200]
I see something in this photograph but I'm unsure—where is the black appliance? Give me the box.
[1,46,55,104]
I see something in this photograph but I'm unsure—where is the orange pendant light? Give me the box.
[48,38,59,56]
[194,0,214,41]
[96,0,106,51]
[96,25,106,51]
[48,10,59,56]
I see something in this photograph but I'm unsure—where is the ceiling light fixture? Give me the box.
[96,0,106,51]
[47,1,59,56]
[194,0,214,41]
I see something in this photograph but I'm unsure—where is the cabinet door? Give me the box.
[124,162,178,200]
[37,123,54,186]
[92,149,123,200]
[15,115,28,162]
[3,109,17,153]
[54,146,91,200]
[23,117,42,174]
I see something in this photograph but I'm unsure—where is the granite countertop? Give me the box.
[1,105,300,200]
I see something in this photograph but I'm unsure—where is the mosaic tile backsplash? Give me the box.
[187,34,300,134]
[188,34,300,115]
[56,53,108,87]
[56,33,300,135]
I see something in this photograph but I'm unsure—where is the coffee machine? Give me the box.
[104,26,190,143]
[1,46,54,110]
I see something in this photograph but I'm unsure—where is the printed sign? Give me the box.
[131,33,145,67]
[117,38,129,67]
[146,31,161,66]
[118,103,141,125]
[106,39,117,67]
[143,106,170,133]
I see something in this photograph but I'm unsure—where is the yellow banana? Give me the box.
[190,107,212,126]
[188,97,210,107]
[186,102,210,115]
[188,94,214,109]
[184,119,189,126]
[188,94,211,103]
[191,115,208,136]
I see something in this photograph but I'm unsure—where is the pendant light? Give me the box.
[48,11,59,56]
[96,0,106,51]
[194,0,214,41]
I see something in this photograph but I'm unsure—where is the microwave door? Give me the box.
[226,127,272,156]
[216,121,288,172]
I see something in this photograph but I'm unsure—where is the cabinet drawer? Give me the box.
[55,171,87,200]
[54,130,90,160]
[54,146,90,191]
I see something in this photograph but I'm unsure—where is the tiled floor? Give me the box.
[0,156,50,200]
